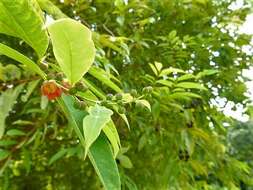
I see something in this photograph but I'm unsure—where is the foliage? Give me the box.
[0,0,253,189]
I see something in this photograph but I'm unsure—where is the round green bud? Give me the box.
[117,99,124,106]
[106,94,114,100]
[101,100,109,107]
[75,82,88,92]
[142,87,149,94]
[115,93,123,100]
[39,62,48,71]
[55,72,64,81]
[118,106,126,114]
[130,89,138,97]
[146,86,153,93]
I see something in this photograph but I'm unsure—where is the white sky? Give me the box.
[219,9,253,122]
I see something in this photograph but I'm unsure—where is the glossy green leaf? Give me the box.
[0,43,46,79]
[0,0,49,57]
[83,105,113,157]
[48,18,96,85]
[59,95,121,190]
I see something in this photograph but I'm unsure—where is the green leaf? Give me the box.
[0,140,17,147]
[117,155,133,169]
[48,18,96,85]
[0,43,46,79]
[6,129,26,136]
[21,79,40,102]
[37,0,67,19]
[0,149,10,161]
[196,69,219,79]
[177,74,196,81]
[88,67,122,92]
[48,148,67,165]
[103,120,121,158]
[0,0,49,58]
[135,100,151,112]
[89,134,121,190]
[156,80,173,87]
[59,95,121,190]
[83,105,113,157]
[169,92,202,99]
[0,84,24,139]
[159,67,185,77]
[175,82,207,91]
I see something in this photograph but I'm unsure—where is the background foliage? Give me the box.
[0,0,253,189]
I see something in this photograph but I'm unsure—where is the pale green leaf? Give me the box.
[135,100,151,112]
[169,92,202,99]
[48,18,96,85]
[117,155,133,169]
[154,61,163,72]
[175,82,207,91]
[196,69,219,79]
[156,80,173,87]
[177,74,196,81]
[103,120,121,158]
[159,67,185,77]
[83,105,113,157]
[0,0,49,57]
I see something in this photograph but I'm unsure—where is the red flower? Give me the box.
[41,80,62,100]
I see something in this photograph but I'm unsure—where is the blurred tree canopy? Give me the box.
[0,0,253,189]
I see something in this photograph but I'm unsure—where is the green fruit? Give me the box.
[106,93,114,100]
[130,89,138,97]
[118,106,126,114]
[73,100,87,109]
[115,93,123,100]
[117,99,124,106]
